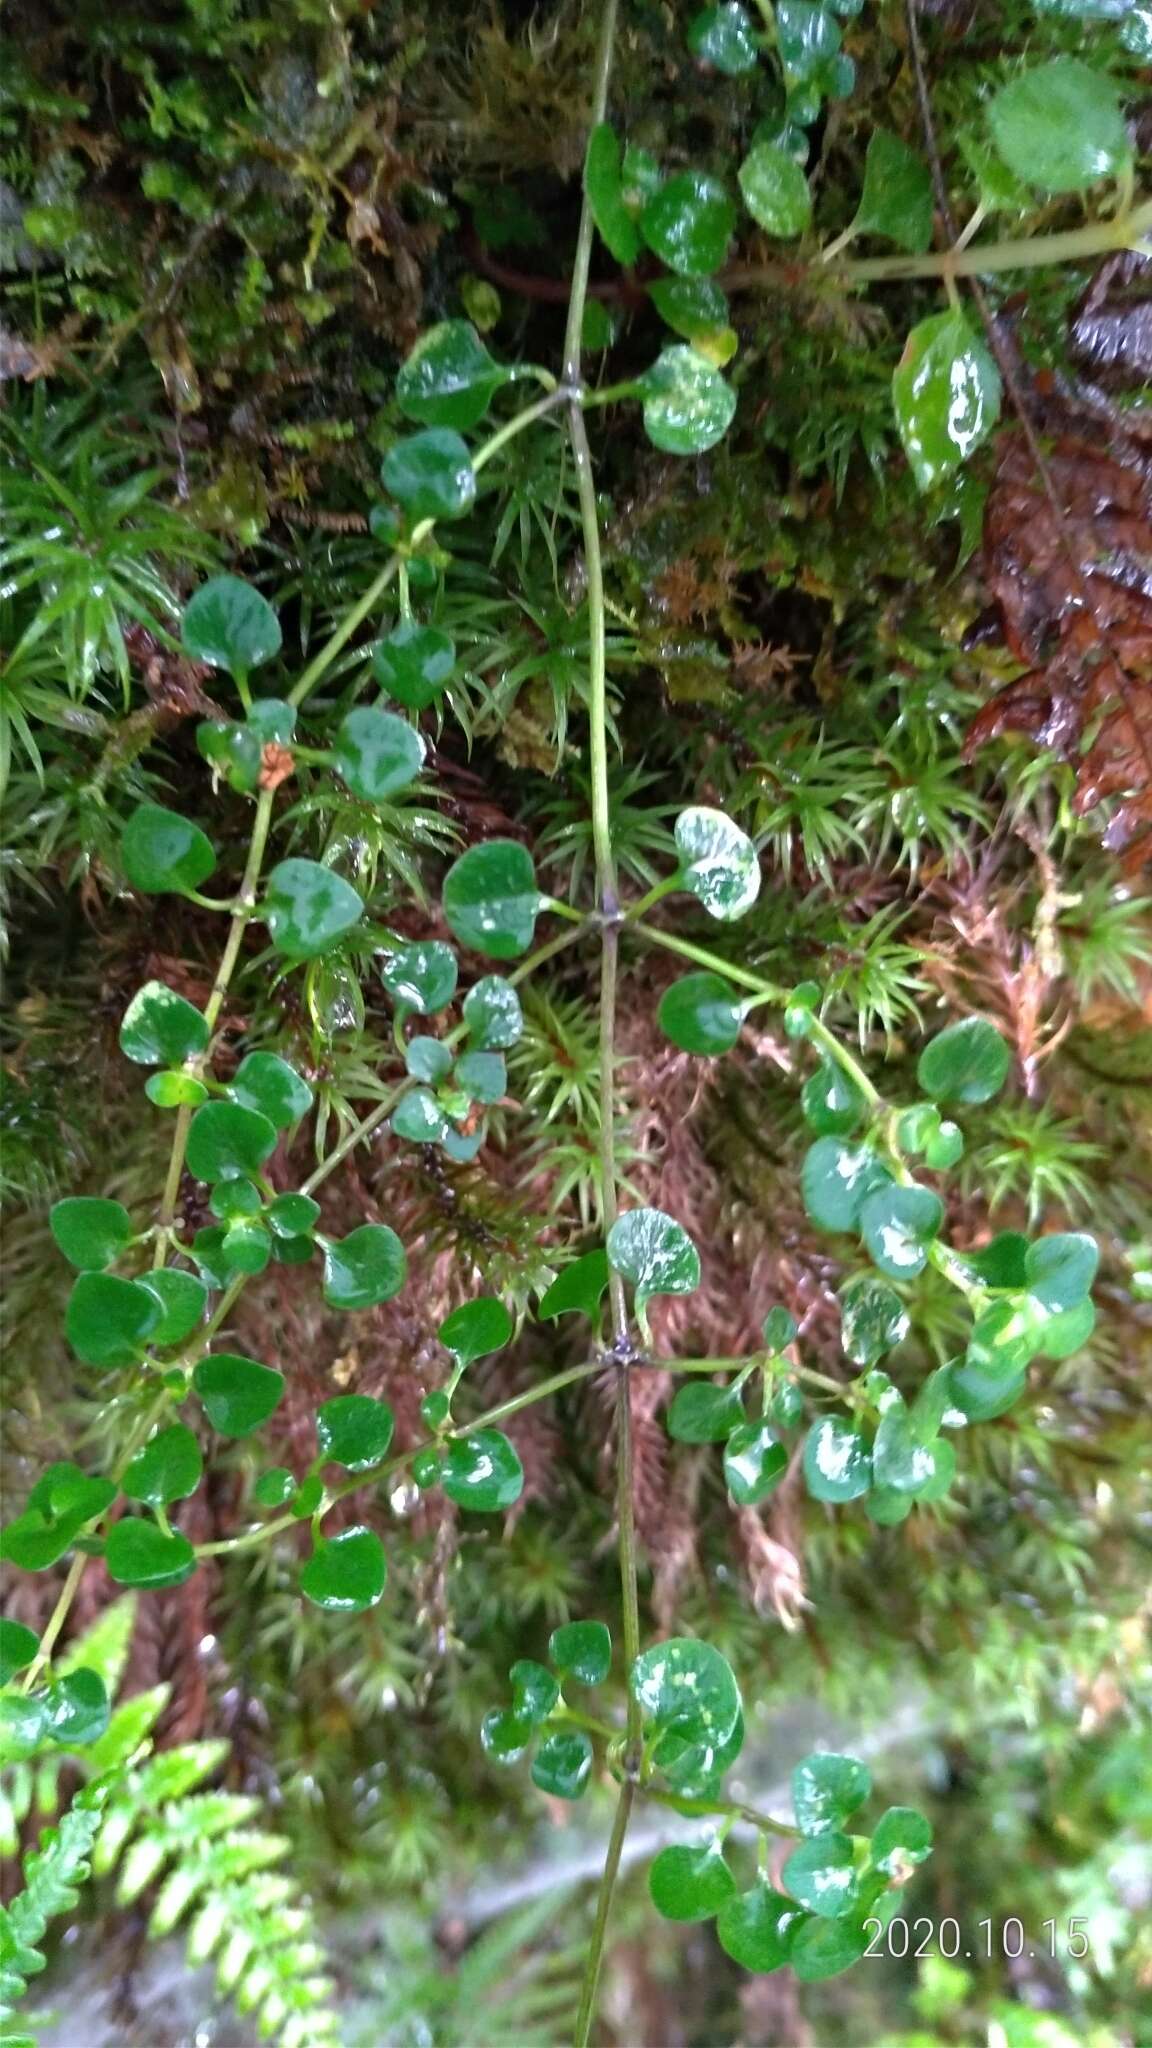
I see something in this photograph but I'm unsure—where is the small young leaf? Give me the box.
[674,807,760,920]
[648,277,735,361]
[463,975,524,1048]
[49,1198,134,1272]
[688,4,760,75]
[442,840,540,959]
[406,1036,454,1084]
[839,1275,909,1367]
[762,1305,797,1351]
[550,1619,612,1686]
[193,1353,285,1436]
[42,1669,110,1749]
[396,320,505,431]
[538,1250,610,1322]
[384,941,459,1014]
[372,623,456,709]
[120,982,209,1067]
[869,1806,933,1876]
[145,1071,209,1109]
[253,1468,296,1508]
[801,1139,890,1234]
[917,1014,1010,1104]
[439,1297,513,1366]
[185,1100,277,1184]
[892,311,1001,492]
[182,575,281,676]
[649,1841,736,1922]
[530,1728,594,1800]
[229,1051,314,1128]
[802,1416,872,1502]
[455,1049,506,1103]
[300,1526,387,1612]
[640,346,737,456]
[1024,1232,1099,1312]
[105,1520,197,1591]
[717,1882,807,1972]
[658,972,744,1055]
[584,123,643,266]
[666,1382,744,1443]
[480,1707,533,1763]
[924,1119,963,1169]
[859,1184,943,1280]
[65,1273,160,1368]
[607,1208,701,1312]
[315,1394,395,1471]
[781,1834,860,1919]
[382,429,476,522]
[641,171,735,277]
[738,143,812,235]
[724,1420,787,1505]
[322,1224,407,1311]
[792,1751,871,1834]
[122,1425,203,1508]
[333,707,426,803]
[988,58,1131,194]
[851,130,933,252]
[392,1088,451,1144]
[440,1430,524,1512]
[264,859,363,960]
[0,1619,39,1685]
[122,805,216,896]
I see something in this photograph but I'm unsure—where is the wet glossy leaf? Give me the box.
[801,1139,890,1234]
[463,975,523,1047]
[220,1221,270,1275]
[658,972,744,1054]
[860,1184,943,1280]
[193,1352,285,1436]
[917,1014,1010,1104]
[872,1406,938,1494]
[396,320,505,431]
[253,1468,296,1508]
[688,3,760,74]
[803,1416,872,1502]
[666,1381,744,1443]
[870,1805,933,1876]
[1033,1296,1096,1360]
[538,1250,610,1322]
[454,1049,506,1103]
[924,1119,963,1169]
[322,1224,406,1310]
[480,1707,533,1763]
[717,1882,807,1972]
[229,1051,313,1128]
[550,1619,612,1686]
[333,708,426,802]
[648,277,735,363]
[658,1701,746,1797]
[852,130,933,252]
[185,1100,277,1184]
[608,1207,701,1312]
[724,1420,787,1505]
[771,1377,804,1427]
[105,1519,197,1590]
[122,804,216,896]
[372,623,456,709]
[42,1669,110,1749]
[531,1728,594,1800]
[641,171,735,277]
[384,940,458,1014]
[839,1275,909,1367]
[420,1390,452,1432]
[441,1429,524,1512]
[776,0,841,87]
[392,1087,451,1144]
[793,1751,871,1835]
[382,428,476,522]
[630,1637,742,1750]
[300,1526,387,1612]
[892,311,1001,492]
[801,1060,865,1137]
[763,1305,798,1351]
[145,1071,208,1109]
[782,1833,860,1919]
[120,982,209,1067]
[182,574,281,676]
[443,840,540,959]
[988,58,1131,194]
[406,1036,453,1083]
[0,1620,39,1685]
[674,807,759,920]
[946,1357,1027,1423]
[649,1841,736,1922]
[508,1659,559,1725]
[264,859,363,960]
[739,143,812,235]
[316,1394,394,1471]
[65,1273,160,1368]
[49,1198,134,1272]
[1024,1232,1098,1312]
[1,1463,116,1569]
[790,1914,870,1980]
[439,1297,513,1366]
[640,346,737,455]
[584,123,642,266]
[122,1424,203,1507]
[198,698,296,794]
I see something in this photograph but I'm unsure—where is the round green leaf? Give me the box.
[649,1840,736,1923]
[724,1420,787,1505]
[65,1272,160,1368]
[253,1468,296,1508]
[801,1139,891,1234]
[322,1224,407,1311]
[382,429,476,522]
[658,972,744,1055]
[607,1207,701,1313]
[120,982,209,1067]
[420,1390,452,1432]
[860,1183,943,1280]
[738,143,811,235]
[763,1305,797,1352]
[781,1833,860,1919]
[396,320,504,431]
[441,1430,524,1512]
[584,122,642,267]
[300,1526,387,1612]
[210,1178,263,1228]
[790,1914,870,1980]
[384,940,458,1014]
[1024,1232,1098,1312]
[264,859,363,960]
[186,1100,277,1184]
[988,58,1131,194]
[220,1221,271,1274]
[674,807,759,920]
[852,130,933,253]
[439,1297,513,1366]
[372,623,456,709]
[688,4,760,75]
[480,1707,533,1763]
[718,1882,807,1972]
[924,1119,964,1169]
[648,276,734,354]
[917,1014,1011,1104]
[531,1728,594,1800]
[122,1424,203,1507]
[406,1036,453,1084]
[0,1620,39,1685]
[802,1416,872,1502]
[893,312,1002,492]
[122,804,216,896]
[870,1805,933,1877]
[630,1637,742,1751]
[42,1668,110,1750]
[454,1049,506,1103]
[193,1352,285,1437]
[1033,1296,1096,1361]
[792,1751,872,1835]
[105,1518,197,1590]
[801,1060,866,1137]
[182,574,281,676]
[641,346,737,456]
[333,707,426,802]
[49,1197,134,1272]
[666,1381,744,1443]
[549,1619,612,1686]
[839,1275,909,1367]
[229,1051,314,1128]
[508,1659,559,1726]
[538,1250,610,1322]
[392,1088,451,1144]
[463,975,523,1048]
[145,1071,209,1109]
[641,172,735,277]
[315,1394,395,1471]
[442,840,540,959]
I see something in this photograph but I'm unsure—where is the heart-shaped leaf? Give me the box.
[648,276,735,362]
[838,1275,909,1367]
[549,1619,612,1686]
[790,1914,870,1980]
[382,429,476,522]
[630,1637,742,1753]
[322,1224,407,1310]
[120,982,209,1067]
[607,1207,700,1313]
[851,130,933,252]
[658,972,744,1055]
[49,1198,134,1272]
[666,1381,744,1443]
[675,807,759,920]
[122,804,216,896]
[442,840,540,959]
[193,1353,285,1436]
[723,1420,787,1505]
[988,57,1131,194]
[392,1087,451,1144]
[182,574,281,676]
[480,1707,534,1763]
[122,1424,203,1507]
[265,1192,320,1239]
[585,123,642,266]
[869,1805,933,1876]
[186,1100,277,1183]
[641,171,735,276]
[792,1751,872,1835]
[145,1071,209,1109]
[649,1840,736,1922]
[315,1394,395,1471]
[538,1249,610,1322]
[406,1036,454,1084]
[1024,1232,1098,1312]
[0,1620,39,1685]
[454,1049,506,1103]
[917,1014,1010,1104]
[372,623,456,709]
[860,1184,943,1279]
[41,1668,110,1750]
[640,346,737,455]
[463,975,524,1047]
[440,1429,524,1512]
[781,1834,860,1919]
[105,1519,197,1590]
[383,940,458,1014]
[438,1297,513,1366]
[801,1060,866,1137]
[739,142,812,235]
[396,321,505,431]
[264,859,363,960]
[802,1416,872,1502]
[530,1728,594,1800]
[893,311,1001,492]
[801,1139,891,1234]
[1,1464,116,1570]
[334,707,426,803]
[229,1051,313,1127]
[688,4,760,75]
[300,1526,387,1612]
[717,1881,807,1972]
[65,1273,160,1368]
